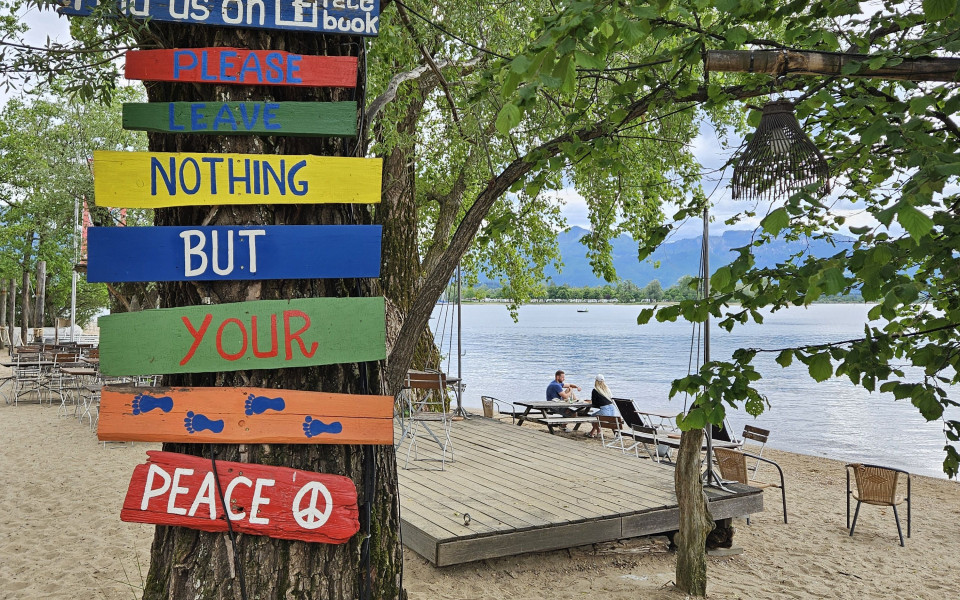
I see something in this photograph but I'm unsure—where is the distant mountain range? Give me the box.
[480,226,851,288]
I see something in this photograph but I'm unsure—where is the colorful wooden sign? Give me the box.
[59,0,381,36]
[92,150,382,208]
[86,225,381,282]
[122,451,359,544]
[122,102,357,137]
[124,49,357,88]
[99,385,393,445]
[98,297,386,376]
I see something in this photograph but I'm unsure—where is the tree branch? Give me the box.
[385,80,779,390]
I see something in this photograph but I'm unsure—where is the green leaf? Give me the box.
[509,55,532,74]
[679,408,707,430]
[820,267,846,296]
[637,308,654,325]
[775,350,793,368]
[897,205,934,241]
[923,0,954,21]
[710,266,731,291]
[574,50,605,70]
[760,207,789,236]
[495,103,522,135]
[808,353,833,382]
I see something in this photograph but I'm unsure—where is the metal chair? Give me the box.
[715,447,787,523]
[480,395,518,423]
[741,425,771,479]
[846,463,911,546]
[398,370,454,470]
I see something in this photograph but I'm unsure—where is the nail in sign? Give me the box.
[122,451,359,544]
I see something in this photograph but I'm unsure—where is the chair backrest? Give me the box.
[404,370,447,390]
[613,398,649,429]
[742,425,770,444]
[597,415,623,435]
[53,353,79,365]
[714,448,749,484]
[851,464,899,505]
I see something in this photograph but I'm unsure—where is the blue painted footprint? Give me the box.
[132,393,174,415]
[245,393,286,416]
[302,416,343,438]
[184,411,225,434]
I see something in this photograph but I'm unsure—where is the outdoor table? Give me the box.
[635,409,681,430]
[514,401,593,426]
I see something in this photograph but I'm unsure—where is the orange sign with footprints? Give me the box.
[98,385,393,445]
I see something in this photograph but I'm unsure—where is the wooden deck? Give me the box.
[396,416,763,566]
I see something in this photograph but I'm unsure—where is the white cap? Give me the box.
[596,374,604,382]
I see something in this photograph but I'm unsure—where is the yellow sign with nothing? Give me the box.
[93,150,382,208]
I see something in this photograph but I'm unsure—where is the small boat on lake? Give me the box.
[577,308,589,313]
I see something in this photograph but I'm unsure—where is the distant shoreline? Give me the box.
[451,298,868,306]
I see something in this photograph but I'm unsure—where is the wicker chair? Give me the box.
[846,463,911,546]
[714,447,787,523]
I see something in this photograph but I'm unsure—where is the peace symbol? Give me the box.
[292,482,333,530]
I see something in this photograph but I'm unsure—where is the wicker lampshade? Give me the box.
[731,100,830,201]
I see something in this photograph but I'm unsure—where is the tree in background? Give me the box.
[643,279,664,302]
[0,85,147,333]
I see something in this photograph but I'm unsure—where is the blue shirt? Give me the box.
[546,380,564,401]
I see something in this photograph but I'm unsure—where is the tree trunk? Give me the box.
[0,279,7,350]
[35,261,46,331]
[20,267,30,346]
[7,278,14,352]
[674,428,714,596]
[135,25,402,600]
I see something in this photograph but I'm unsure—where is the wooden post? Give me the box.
[35,261,46,336]
[705,50,960,82]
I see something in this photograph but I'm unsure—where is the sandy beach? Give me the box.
[1,390,958,599]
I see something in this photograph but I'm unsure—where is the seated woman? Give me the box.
[585,374,615,438]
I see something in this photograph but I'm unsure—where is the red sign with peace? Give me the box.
[121,451,359,544]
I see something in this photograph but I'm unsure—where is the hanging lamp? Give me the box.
[730,99,830,201]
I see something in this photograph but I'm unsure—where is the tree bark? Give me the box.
[135,25,402,600]
[705,50,960,82]
[7,279,14,352]
[20,268,30,346]
[674,428,714,596]
[0,279,7,350]
[35,261,46,331]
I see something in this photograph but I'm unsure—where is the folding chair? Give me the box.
[741,425,770,479]
[846,463,911,546]
[597,415,639,457]
[715,447,787,523]
[399,370,454,470]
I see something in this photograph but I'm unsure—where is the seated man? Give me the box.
[546,370,581,401]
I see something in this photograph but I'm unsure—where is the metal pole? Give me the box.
[703,207,714,486]
[456,263,463,415]
[70,195,79,343]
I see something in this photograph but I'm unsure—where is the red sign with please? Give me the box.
[121,451,359,544]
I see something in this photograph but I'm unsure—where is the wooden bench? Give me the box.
[534,416,597,434]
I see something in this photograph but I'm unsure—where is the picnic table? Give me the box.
[514,400,596,434]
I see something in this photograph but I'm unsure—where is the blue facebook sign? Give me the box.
[86,225,382,282]
[58,0,381,36]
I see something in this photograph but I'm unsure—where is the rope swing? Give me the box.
[731,99,830,202]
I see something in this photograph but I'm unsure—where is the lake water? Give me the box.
[431,303,956,479]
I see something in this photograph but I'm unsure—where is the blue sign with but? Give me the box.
[58,0,381,36]
[87,225,382,282]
